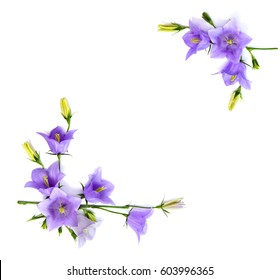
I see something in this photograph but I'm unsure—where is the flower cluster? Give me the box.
[18,98,184,247]
[158,12,277,110]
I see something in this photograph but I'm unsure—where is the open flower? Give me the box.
[38,188,81,231]
[182,18,213,60]
[83,167,114,204]
[37,126,77,154]
[24,161,64,196]
[71,213,102,247]
[220,61,251,89]
[208,19,252,63]
[127,208,153,242]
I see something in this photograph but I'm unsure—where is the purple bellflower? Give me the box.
[24,161,64,196]
[37,126,77,154]
[182,18,213,60]
[83,167,114,204]
[72,213,102,247]
[127,208,154,242]
[220,61,251,89]
[208,19,252,63]
[38,188,81,231]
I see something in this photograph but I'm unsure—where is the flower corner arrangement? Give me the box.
[18,98,184,247]
[158,12,278,110]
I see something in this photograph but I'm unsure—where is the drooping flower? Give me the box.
[37,126,77,154]
[208,19,252,63]
[220,61,251,89]
[83,167,114,204]
[38,188,81,231]
[182,18,213,60]
[24,161,64,196]
[127,208,154,242]
[71,213,102,247]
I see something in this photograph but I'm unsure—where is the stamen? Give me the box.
[55,133,61,142]
[230,75,236,82]
[227,39,234,45]
[58,206,65,214]
[43,175,49,187]
[191,38,201,44]
[95,186,106,193]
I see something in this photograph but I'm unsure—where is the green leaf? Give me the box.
[41,219,47,230]
[66,227,77,241]
[28,214,45,222]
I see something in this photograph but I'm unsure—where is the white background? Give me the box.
[0,0,280,279]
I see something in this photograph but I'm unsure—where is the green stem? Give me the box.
[57,154,61,171]
[97,207,128,217]
[246,47,278,51]
[79,204,156,210]
[17,200,40,205]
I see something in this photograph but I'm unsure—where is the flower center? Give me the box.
[96,186,106,193]
[227,38,234,45]
[58,205,66,214]
[43,175,49,187]
[230,75,236,82]
[55,133,61,142]
[191,37,201,44]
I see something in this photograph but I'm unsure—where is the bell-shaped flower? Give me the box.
[182,18,213,60]
[38,188,81,231]
[127,208,153,242]
[220,61,251,90]
[71,213,102,247]
[24,161,64,196]
[83,167,114,204]
[208,19,252,63]
[37,126,77,154]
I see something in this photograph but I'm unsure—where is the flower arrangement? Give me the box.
[158,12,278,110]
[18,98,184,247]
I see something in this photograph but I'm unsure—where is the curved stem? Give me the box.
[17,200,39,205]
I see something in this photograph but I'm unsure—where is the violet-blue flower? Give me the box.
[127,208,153,242]
[208,19,252,63]
[37,126,77,154]
[24,161,64,196]
[182,18,213,60]
[71,213,102,247]
[38,188,81,231]
[220,61,251,90]
[83,167,114,204]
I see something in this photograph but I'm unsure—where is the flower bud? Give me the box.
[22,141,39,162]
[228,86,242,111]
[157,23,188,32]
[251,54,260,70]
[60,97,72,120]
[162,198,185,210]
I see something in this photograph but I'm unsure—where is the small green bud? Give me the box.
[228,86,242,111]
[252,55,260,70]
[157,23,188,33]
[162,198,185,210]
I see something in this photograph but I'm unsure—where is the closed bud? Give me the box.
[22,141,39,162]
[252,55,260,70]
[228,86,242,111]
[162,198,185,210]
[157,22,188,32]
[60,97,72,120]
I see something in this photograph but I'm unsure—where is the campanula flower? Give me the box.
[127,208,153,242]
[24,161,64,196]
[208,19,252,63]
[37,126,77,154]
[182,18,213,60]
[38,188,81,231]
[71,213,102,247]
[83,167,114,204]
[220,61,251,89]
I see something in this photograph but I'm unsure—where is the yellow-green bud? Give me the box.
[157,23,188,32]
[228,86,242,111]
[22,141,39,162]
[60,97,72,120]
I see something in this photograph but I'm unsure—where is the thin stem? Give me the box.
[57,154,61,171]
[246,47,278,51]
[17,200,40,205]
[79,204,156,210]
[97,207,127,217]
